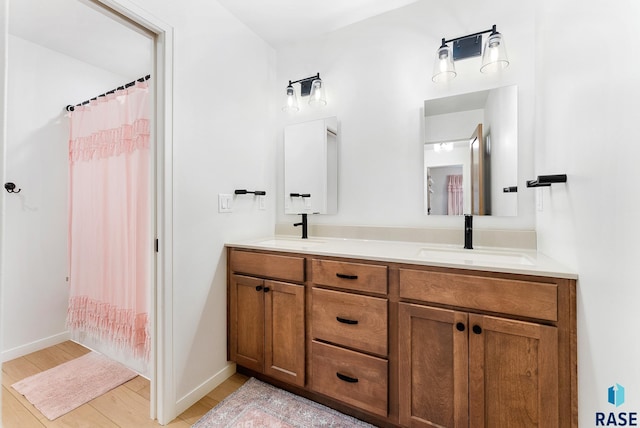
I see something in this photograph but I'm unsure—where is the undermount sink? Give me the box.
[416,247,534,266]
[253,238,327,250]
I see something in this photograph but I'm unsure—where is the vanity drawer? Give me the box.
[312,288,388,356]
[399,268,558,321]
[312,259,387,295]
[311,341,388,417]
[229,249,305,283]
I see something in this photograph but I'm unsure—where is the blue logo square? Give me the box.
[608,384,625,407]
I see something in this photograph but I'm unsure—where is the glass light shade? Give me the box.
[480,32,509,73]
[282,85,299,112]
[432,44,456,83]
[308,79,327,106]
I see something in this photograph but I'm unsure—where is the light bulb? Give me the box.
[308,79,327,107]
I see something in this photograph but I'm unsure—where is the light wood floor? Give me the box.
[2,341,248,427]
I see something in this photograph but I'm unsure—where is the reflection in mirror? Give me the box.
[284,117,338,215]
[424,85,518,216]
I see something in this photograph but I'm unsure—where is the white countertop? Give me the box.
[225,235,578,280]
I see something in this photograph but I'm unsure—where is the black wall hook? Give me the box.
[4,182,21,193]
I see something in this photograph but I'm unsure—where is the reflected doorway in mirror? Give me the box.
[423,85,518,216]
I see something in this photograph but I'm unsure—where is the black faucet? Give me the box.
[294,213,308,239]
[464,214,473,249]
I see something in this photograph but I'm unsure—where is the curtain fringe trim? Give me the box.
[67,296,150,362]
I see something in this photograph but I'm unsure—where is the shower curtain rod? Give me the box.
[65,74,151,112]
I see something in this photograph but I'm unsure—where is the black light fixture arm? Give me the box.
[287,73,321,96]
[288,73,320,86]
[443,25,498,45]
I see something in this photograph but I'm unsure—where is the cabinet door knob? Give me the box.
[472,325,482,335]
[336,273,358,280]
[263,287,270,293]
[336,317,359,325]
[255,285,263,291]
[336,372,359,383]
[456,322,466,332]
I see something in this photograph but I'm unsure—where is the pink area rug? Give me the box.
[11,351,137,420]
[193,377,375,427]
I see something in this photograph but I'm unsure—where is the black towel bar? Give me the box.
[526,174,567,188]
[234,189,266,196]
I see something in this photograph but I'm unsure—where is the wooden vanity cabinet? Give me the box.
[399,303,558,427]
[227,247,577,428]
[398,267,569,428]
[309,258,390,417]
[228,250,306,387]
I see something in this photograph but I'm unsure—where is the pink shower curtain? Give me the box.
[66,80,151,360]
[447,174,464,215]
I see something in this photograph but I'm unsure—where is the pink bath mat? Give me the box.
[11,351,137,420]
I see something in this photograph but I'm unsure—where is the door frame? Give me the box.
[0,0,174,421]
[91,0,174,423]
[0,3,7,421]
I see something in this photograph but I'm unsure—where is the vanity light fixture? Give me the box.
[432,25,509,83]
[282,73,326,112]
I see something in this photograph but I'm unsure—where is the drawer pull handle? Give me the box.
[336,317,359,325]
[336,372,359,383]
[336,273,358,280]
[255,286,263,292]
[456,322,466,332]
[472,325,482,335]
[263,287,270,293]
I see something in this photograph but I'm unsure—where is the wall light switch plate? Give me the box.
[258,195,266,210]
[218,194,233,213]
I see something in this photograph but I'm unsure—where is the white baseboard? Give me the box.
[1,331,71,362]
[175,363,237,417]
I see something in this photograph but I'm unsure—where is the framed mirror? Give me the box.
[424,85,518,216]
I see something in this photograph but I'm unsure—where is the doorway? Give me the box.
[1,0,174,422]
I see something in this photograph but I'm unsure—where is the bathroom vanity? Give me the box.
[226,238,577,427]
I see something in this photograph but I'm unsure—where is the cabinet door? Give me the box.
[399,303,469,428]
[264,280,305,387]
[468,314,558,428]
[229,274,264,373]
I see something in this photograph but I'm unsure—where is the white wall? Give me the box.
[534,0,640,424]
[276,0,536,231]
[1,35,138,361]
[129,0,277,411]
[484,85,517,216]
[425,109,484,143]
